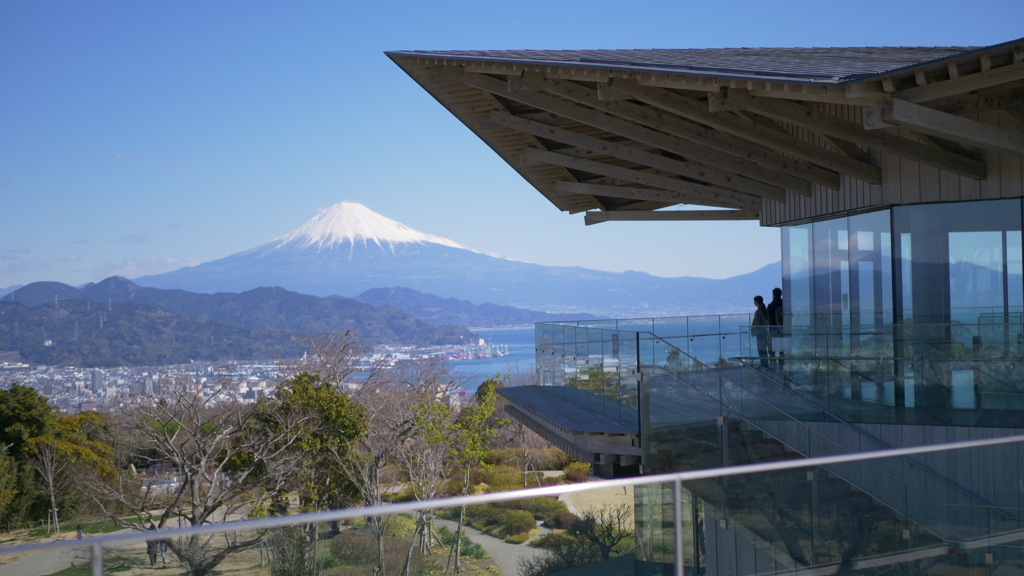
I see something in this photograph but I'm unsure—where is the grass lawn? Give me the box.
[27,521,121,539]
[44,565,130,576]
[28,515,168,539]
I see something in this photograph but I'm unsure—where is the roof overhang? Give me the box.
[388,38,1024,227]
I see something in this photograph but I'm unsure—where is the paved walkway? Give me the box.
[434,517,548,576]
[0,543,94,576]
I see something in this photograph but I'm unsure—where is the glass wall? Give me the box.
[783,199,1024,329]
[892,199,1024,324]
[781,209,894,327]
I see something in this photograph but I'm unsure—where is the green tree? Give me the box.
[26,412,114,533]
[0,383,56,458]
[0,445,19,525]
[427,373,508,574]
[0,383,56,527]
[270,372,367,512]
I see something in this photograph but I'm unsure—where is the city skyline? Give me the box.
[2,0,1023,288]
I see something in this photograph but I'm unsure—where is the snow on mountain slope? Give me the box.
[134,202,781,316]
[259,201,470,253]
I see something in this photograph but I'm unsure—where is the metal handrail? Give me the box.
[2,435,1023,563]
[728,355,1024,362]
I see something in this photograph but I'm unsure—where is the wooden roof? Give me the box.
[387,38,1024,226]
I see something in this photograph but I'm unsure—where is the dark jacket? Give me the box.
[766,297,783,334]
[752,306,770,338]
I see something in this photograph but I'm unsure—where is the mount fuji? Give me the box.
[134,202,780,316]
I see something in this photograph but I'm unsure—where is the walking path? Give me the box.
[0,542,96,576]
[434,518,548,576]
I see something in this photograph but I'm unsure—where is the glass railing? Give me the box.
[536,323,1024,554]
[642,338,1023,539]
[538,315,1024,428]
[732,322,1024,426]
[3,437,1024,576]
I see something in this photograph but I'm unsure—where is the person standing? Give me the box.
[766,287,784,366]
[752,295,771,368]
[146,525,160,566]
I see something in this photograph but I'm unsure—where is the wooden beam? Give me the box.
[896,60,1024,103]
[556,181,714,205]
[723,88,987,179]
[819,134,873,164]
[512,74,823,194]
[927,88,1024,117]
[1001,108,1024,133]
[489,112,786,200]
[585,210,759,225]
[521,148,760,210]
[613,80,881,184]
[500,73,815,197]
[876,98,1024,158]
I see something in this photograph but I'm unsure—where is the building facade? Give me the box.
[393,38,1024,575]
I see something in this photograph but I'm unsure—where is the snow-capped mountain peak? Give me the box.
[268,201,469,251]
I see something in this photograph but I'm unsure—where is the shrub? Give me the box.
[563,461,591,475]
[543,511,580,529]
[564,470,587,483]
[437,526,487,560]
[504,531,533,544]
[496,510,536,536]
[540,475,564,487]
[385,514,416,538]
[483,465,522,491]
[509,497,569,519]
[328,532,435,576]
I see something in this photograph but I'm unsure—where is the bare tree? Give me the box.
[84,381,313,576]
[394,359,469,576]
[27,440,72,533]
[330,373,415,576]
[286,331,368,388]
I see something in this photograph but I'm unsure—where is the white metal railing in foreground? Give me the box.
[3,434,1024,576]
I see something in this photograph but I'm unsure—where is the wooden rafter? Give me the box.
[521,148,760,210]
[866,98,1024,158]
[516,74,818,195]
[722,88,987,179]
[611,80,882,184]
[435,68,816,197]
[584,210,759,225]
[895,60,1024,103]
[556,181,722,205]
[489,112,786,200]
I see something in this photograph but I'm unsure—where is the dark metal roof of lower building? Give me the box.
[497,386,637,434]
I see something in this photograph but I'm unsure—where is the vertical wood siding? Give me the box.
[762,105,1024,226]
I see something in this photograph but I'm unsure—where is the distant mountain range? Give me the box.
[134,202,781,317]
[351,287,598,328]
[0,299,304,367]
[4,277,477,349]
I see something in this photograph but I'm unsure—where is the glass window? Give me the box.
[782,224,812,323]
[892,199,1024,323]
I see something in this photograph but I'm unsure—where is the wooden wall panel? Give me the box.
[756,106,1023,227]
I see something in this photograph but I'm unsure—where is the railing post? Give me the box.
[673,479,684,576]
[91,543,103,576]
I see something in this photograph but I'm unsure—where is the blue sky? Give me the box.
[2,1,1022,289]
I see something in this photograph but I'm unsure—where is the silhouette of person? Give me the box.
[766,287,784,366]
[752,295,770,368]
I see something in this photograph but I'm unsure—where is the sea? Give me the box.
[450,327,536,392]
